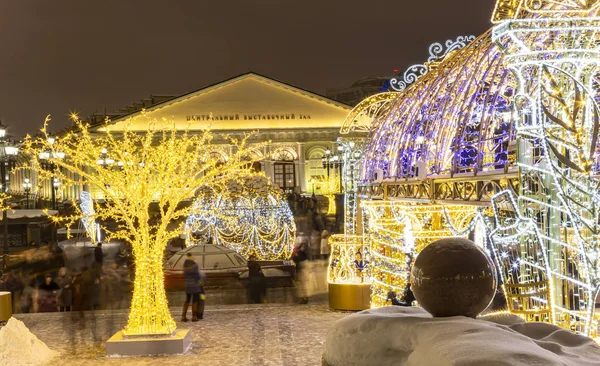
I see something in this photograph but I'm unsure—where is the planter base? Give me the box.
[106,329,191,356]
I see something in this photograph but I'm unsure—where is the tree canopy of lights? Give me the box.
[22,114,260,335]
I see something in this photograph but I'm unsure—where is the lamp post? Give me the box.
[0,121,19,267]
[38,133,65,210]
[97,148,115,189]
[322,146,344,192]
[52,177,60,210]
[23,178,31,209]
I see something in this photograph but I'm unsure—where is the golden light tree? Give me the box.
[22,114,259,335]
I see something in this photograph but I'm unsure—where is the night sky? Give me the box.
[0,0,496,138]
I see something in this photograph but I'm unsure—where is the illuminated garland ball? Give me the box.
[410,237,497,318]
[185,175,296,260]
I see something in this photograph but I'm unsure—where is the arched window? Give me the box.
[307,147,327,182]
[272,149,296,162]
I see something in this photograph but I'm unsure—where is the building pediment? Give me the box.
[99,73,352,132]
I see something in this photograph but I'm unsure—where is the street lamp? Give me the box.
[97,148,115,189]
[0,121,19,267]
[38,134,65,210]
[23,178,32,209]
[322,146,344,190]
[52,178,61,209]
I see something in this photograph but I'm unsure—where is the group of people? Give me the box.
[1,242,134,314]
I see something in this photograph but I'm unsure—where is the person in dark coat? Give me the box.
[56,267,73,311]
[74,266,94,312]
[181,253,201,322]
[401,283,416,306]
[4,270,23,312]
[197,267,207,320]
[247,258,267,304]
[94,243,104,265]
[387,291,402,306]
[90,261,103,310]
[38,273,60,312]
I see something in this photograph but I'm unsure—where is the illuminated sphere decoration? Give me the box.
[185,174,296,261]
[410,237,497,318]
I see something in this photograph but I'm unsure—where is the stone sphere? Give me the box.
[410,237,497,318]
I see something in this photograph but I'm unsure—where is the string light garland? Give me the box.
[20,113,261,336]
[184,174,296,260]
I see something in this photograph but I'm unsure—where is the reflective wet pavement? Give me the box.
[15,301,347,366]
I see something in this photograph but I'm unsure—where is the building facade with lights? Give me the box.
[90,72,352,199]
[8,73,353,205]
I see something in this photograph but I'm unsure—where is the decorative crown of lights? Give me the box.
[185,174,296,260]
[389,35,475,92]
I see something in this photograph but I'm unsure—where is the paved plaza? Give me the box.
[14,302,347,366]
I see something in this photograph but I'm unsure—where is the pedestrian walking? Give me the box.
[247,257,266,304]
[4,270,23,313]
[20,279,35,313]
[94,243,104,266]
[320,230,331,260]
[56,267,73,311]
[38,273,59,312]
[309,229,321,260]
[181,253,202,322]
[292,239,309,304]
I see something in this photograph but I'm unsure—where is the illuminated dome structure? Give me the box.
[344,1,600,336]
[363,31,518,182]
[185,175,296,260]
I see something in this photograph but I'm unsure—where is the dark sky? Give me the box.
[0,0,496,138]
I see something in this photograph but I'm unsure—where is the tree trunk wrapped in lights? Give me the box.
[22,114,260,335]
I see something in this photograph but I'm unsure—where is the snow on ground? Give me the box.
[0,317,58,366]
[323,307,600,366]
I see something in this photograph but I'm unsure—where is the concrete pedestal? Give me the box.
[0,292,12,322]
[106,329,191,356]
[328,283,371,311]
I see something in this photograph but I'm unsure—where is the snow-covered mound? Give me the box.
[323,307,600,366]
[0,317,58,365]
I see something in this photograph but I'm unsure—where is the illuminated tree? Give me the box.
[22,114,259,335]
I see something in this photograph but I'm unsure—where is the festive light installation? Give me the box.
[325,141,369,282]
[490,0,600,336]
[79,191,100,244]
[361,201,477,307]
[21,114,259,336]
[184,174,295,260]
[328,94,397,294]
[356,0,600,336]
[362,31,517,182]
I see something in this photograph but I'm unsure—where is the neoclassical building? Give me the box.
[11,73,352,203]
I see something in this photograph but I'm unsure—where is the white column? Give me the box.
[264,143,274,182]
[297,142,307,193]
